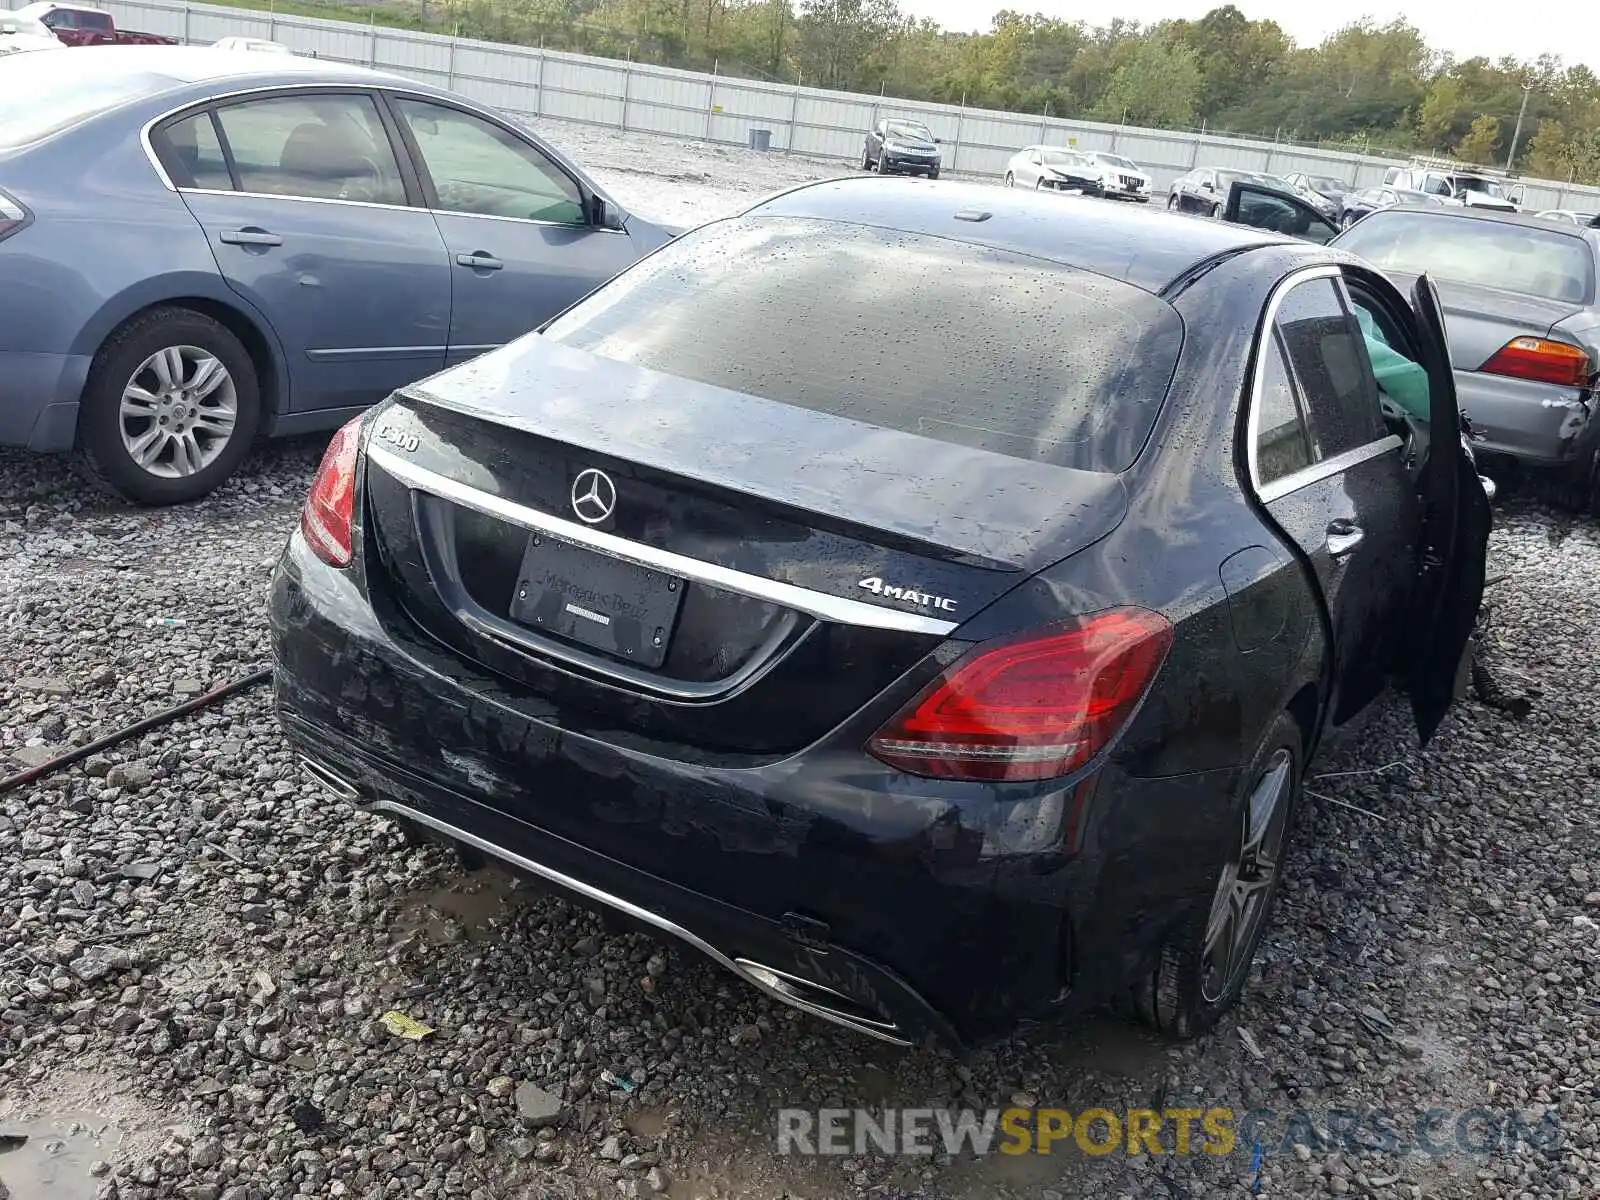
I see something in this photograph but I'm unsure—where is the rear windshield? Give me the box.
[1337,211,1595,304]
[542,217,1184,473]
[0,58,174,147]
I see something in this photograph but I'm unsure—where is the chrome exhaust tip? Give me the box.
[734,958,908,1044]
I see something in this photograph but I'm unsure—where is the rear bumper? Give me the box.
[0,350,90,451]
[1455,369,1595,467]
[270,531,1236,1044]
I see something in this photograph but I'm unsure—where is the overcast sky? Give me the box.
[898,1,1592,67]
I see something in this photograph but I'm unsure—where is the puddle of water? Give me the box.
[391,873,521,947]
[0,1112,123,1200]
[626,1108,668,1140]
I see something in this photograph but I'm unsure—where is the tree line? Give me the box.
[381,0,1600,184]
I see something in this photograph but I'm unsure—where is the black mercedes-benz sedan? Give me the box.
[271,178,1490,1048]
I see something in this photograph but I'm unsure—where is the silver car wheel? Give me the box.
[119,345,238,478]
[1199,748,1292,1004]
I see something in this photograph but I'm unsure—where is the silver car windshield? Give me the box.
[1337,212,1594,304]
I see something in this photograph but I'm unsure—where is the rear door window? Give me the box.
[1254,335,1314,485]
[542,216,1185,474]
[1273,277,1385,458]
[78,9,110,30]
[152,111,232,191]
[212,93,406,205]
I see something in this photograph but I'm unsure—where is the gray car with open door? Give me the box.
[1224,180,1600,511]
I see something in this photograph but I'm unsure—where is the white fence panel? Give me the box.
[93,0,1600,212]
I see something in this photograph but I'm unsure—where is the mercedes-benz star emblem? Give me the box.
[569,468,617,525]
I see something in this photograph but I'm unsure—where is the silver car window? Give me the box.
[1254,334,1314,485]
[394,98,585,226]
[1275,278,1385,458]
[214,94,405,206]
[155,112,232,191]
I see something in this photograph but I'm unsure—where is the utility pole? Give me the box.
[1506,85,1531,170]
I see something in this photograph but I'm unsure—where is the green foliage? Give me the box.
[235,0,1600,183]
[1094,37,1202,128]
[1456,113,1501,163]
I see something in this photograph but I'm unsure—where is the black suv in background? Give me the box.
[862,117,942,178]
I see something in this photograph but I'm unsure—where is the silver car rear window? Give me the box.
[541,216,1184,474]
[1338,211,1596,305]
[0,60,176,148]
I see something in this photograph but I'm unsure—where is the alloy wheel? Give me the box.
[1198,748,1292,1003]
[119,345,239,478]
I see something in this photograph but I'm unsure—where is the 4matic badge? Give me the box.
[858,577,958,613]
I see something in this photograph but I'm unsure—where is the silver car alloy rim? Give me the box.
[1199,747,1292,1003]
[119,345,238,477]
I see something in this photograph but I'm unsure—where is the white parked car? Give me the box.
[211,35,293,53]
[1079,151,1153,202]
[1003,146,1108,194]
[0,9,63,53]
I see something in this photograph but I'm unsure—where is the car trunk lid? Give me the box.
[1382,272,1589,371]
[360,339,1128,757]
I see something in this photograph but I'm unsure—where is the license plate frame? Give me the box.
[508,535,685,668]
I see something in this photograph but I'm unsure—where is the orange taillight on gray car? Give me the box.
[1480,337,1591,387]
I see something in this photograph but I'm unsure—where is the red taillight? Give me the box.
[1480,337,1591,387]
[867,608,1174,783]
[300,417,363,568]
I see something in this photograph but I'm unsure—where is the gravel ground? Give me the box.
[2,124,1598,1200]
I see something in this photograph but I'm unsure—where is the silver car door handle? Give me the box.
[1326,520,1365,558]
[219,228,282,247]
[456,252,504,270]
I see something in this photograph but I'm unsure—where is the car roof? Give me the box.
[753,177,1305,294]
[1377,204,1597,235]
[27,43,395,88]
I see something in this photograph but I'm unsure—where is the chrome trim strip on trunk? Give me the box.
[367,443,961,637]
[365,798,913,1046]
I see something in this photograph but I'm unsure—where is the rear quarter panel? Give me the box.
[0,104,292,405]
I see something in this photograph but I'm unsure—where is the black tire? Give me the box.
[1167,194,1179,211]
[928,168,940,181]
[1005,172,1014,188]
[876,152,892,175]
[72,307,261,506]
[861,148,873,170]
[1210,202,1223,219]
[1126,712,1303,1039]
[1341,210,1357,231]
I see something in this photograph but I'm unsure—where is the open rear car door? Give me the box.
[1223,181,1340,244]
[1404,273,1493,743]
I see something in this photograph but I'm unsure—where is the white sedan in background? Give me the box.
[0,9,64,53]
[211,35,294,53]
[1003,146,1108,193]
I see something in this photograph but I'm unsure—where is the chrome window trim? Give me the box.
[1256,435,1404,503]
[366,443,961,638]
[1245,263,1404,502]
[138,80,625,233]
